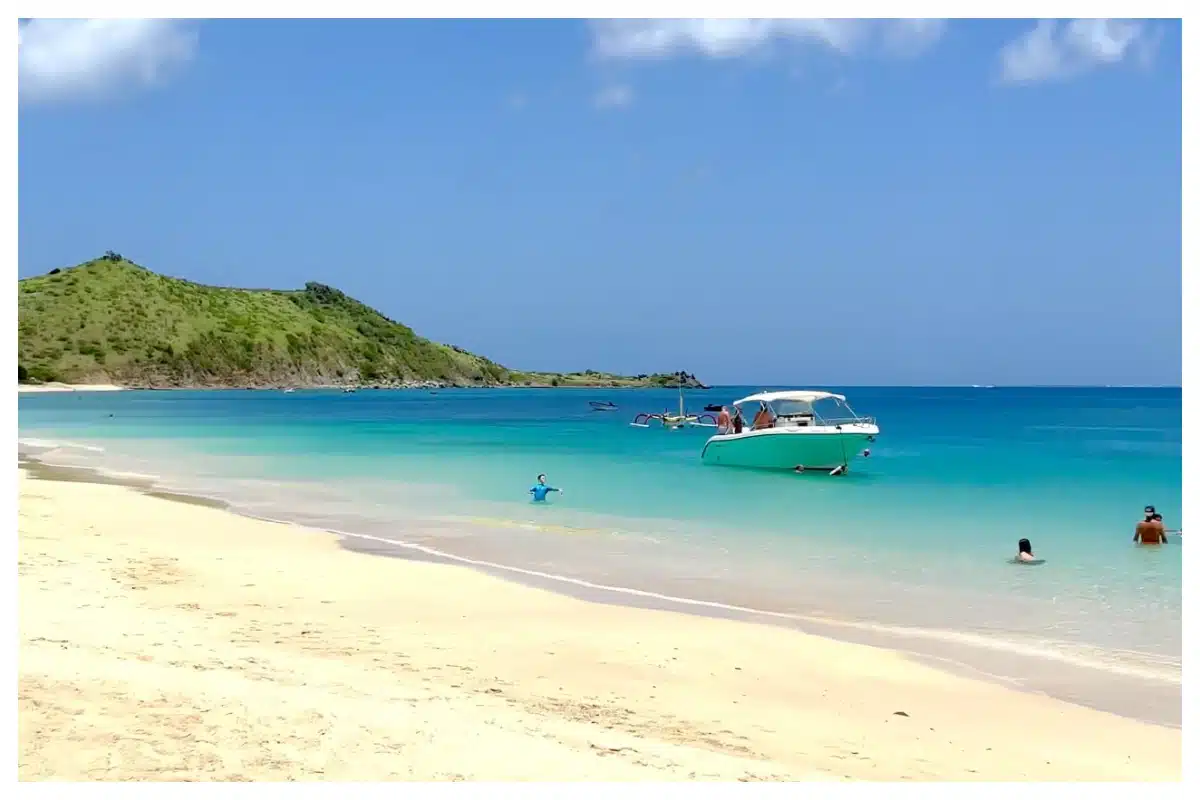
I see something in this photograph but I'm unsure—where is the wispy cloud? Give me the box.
[998,19,1157,84]
[590,19,946,61]
[18,19,197,104]
[594,84,634,110]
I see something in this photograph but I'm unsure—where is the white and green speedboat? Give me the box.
[701,390,878,473]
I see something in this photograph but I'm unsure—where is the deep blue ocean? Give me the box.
[18,385,1182,716]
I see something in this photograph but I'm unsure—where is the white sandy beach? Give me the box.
[17,468,1181,781]
[18,382,125,393]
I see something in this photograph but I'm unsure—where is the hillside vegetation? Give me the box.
[17,254,704,390]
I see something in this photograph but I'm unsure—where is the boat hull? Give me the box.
[701,425,878,470]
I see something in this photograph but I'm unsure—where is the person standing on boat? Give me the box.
[1134,506,1168,544]
[716,406,733,435]
[529,474,562,503]
[752,402,775,430]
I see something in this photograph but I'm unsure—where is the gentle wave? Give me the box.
[435,513,663,543]
[18,437,106,453]
[447,515,604,536]
[17,439,173,486]
[229,506,1180,687]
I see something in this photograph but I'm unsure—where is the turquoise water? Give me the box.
[18,386,1182,714]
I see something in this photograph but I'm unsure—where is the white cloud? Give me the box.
[879,19,948,58]
[998,19,1156,84]
[594,84,634,110]
[18,19,197,104]
[590,19,946,61]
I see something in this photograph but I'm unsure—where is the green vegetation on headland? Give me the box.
[518,370,705,389]
[17,254,707,390]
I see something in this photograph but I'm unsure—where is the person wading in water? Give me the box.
[1134,505,1169,545]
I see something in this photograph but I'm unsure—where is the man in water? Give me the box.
[1134,505,1168,544]
[529,473,561,503]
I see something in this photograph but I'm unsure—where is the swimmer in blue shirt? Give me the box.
[529,473,562,502]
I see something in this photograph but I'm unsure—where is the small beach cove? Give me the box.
[17,465,1181,780]
[18,382,125,393]
[18,386,1182,731]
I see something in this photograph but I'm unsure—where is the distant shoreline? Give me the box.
[17,383,1179,394]
[17,383,125,394]
[18,381,709,392]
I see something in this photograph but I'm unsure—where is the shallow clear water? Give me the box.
[18,386,1183,705]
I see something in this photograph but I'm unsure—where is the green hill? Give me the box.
[17,254,705,390]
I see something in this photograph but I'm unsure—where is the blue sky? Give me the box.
[18,19,1181,386]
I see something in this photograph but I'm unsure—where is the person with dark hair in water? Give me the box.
[1016,538,1037,562]
[1134,505,1168,544]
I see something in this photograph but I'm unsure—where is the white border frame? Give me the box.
[9,3,1193,794]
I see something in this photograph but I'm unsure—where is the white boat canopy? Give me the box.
[733,390,845,406]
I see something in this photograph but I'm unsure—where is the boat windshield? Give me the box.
[811,396,867,424]
[771,399,816,417]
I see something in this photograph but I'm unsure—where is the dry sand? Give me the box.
[17,469,1181,781]
[18,383,124,393]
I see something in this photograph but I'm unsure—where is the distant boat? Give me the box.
[589,400,618,411]
[343,387,356,394]
[282,388,295,394]
[630,380,715,430]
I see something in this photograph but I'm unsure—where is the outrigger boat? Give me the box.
[631,410,701,430]
[631,383,716,430]
[701,390,878,473]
